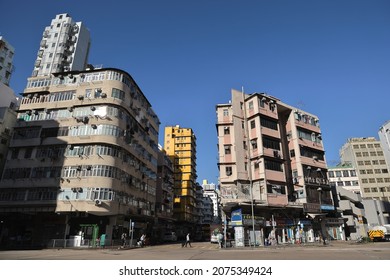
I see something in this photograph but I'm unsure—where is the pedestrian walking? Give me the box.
[139,234,146,247]
[217,232,223,248]
[99,233,106,248]
[121,233,127,247]
[182,233,192,247]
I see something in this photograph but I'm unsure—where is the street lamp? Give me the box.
[317,187,326,245]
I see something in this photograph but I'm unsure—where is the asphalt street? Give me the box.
[1,241,390,260]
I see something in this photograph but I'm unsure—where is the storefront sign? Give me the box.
[325,218,343,225]
[242,215,265,226]
[230,208,243,226]
[275,218,294,227]
[303,203,320,213]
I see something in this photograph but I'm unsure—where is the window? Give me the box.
[24,148,33,159]
[224,145,231,155]
[350,170,357,176]
[226,166,232,176]
[342,170,349,177]
[328,171,334,178]
[248,101,254,110]
[355,152,362,157]
[360,144,366,148]
[364,188,370,193]
[267,184,286,195]
[251,139,257,149]
[335,171,342,177]
[363,152,369,157]
[223,126,230,135]
[337,181,344,186]
[370,152,377,156]
[11,149,19,159]
[261,117,278,130]
[382,169,389,173]
[112,88,125,100]
[263,137,280,150]
[357,161,364,166]
[264,159,283,172]
[364,161,371,165]
[362,179,368,184]
[344,181,351,186]
[366,169,373,174]
[250,120,255,129]
[359,170,366,174]
[259,98,265,108]
[223,109,229,116]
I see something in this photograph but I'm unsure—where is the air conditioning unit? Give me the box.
[101,93,107,98]
[90,106,96,111]
[77,95,84,100]
[95,199,102,206]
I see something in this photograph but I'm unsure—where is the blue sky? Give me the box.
[1,0,389,184]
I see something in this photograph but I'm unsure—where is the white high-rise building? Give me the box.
[202,180,220,222]
[0,36,15,86]
[32,13,90,77]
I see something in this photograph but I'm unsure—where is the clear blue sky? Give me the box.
[1,0,389,184]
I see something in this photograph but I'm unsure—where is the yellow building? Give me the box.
[164,125,197,224]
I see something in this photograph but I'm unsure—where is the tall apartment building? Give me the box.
[0,67,160,248]
[0,14,161,248]
[216,89,341,246]
[32,13,90,77]
[164,125,197,235]
[0,36,19,181]
[0,36,15,86]
[155,145,175,239]
[339,137,390,201]
[379,120,390,168]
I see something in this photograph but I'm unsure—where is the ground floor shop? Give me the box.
[223,205,345,247]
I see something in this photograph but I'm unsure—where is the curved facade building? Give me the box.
[0,68,160,247]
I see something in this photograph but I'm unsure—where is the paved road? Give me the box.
[1,241,390,260]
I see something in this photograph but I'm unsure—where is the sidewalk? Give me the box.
[220,239,372,250]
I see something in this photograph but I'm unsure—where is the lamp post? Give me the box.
[317,187,326,245]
